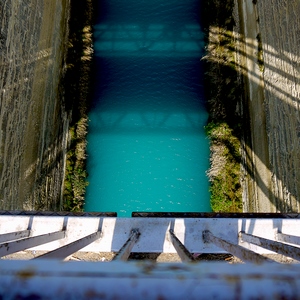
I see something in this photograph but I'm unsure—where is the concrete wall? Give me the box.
[236,0,300,212]
[1,0,299,213]
[0,0,70,210]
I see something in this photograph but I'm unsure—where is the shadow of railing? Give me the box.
[201,0,300,212]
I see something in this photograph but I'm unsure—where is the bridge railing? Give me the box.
[1,212,300,298]
[1,211,300,262]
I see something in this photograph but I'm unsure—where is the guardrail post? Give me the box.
[35,231,102,260]
[0,231,66,258]
[239,231,300,261]
[0,230,31,243]
[276,231,300,246]
[169,229,194,262]
[203,230,271,264]
[113,229,140,261]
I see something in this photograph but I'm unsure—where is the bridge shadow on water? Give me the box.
[84,0,300,215]
[85,0,212,216]
[92,0,204,58]
[90,1,207,120]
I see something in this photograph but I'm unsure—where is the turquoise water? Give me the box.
[85,0,211,216]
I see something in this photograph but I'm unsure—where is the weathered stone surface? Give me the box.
[237,0,300,212]
[257,0,300,212]
[1,0,299,213]
[0,0,70,210]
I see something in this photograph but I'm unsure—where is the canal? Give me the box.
[84,0,211,216]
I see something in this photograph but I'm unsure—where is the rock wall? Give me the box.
[236,0,300,212]
[0,0,70,210]
[1,0,299,213]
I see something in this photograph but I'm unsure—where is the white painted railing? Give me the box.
[1,259,300,299]
[1,211,300,299]
[1,211,300,259]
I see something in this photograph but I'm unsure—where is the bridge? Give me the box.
[1,211,300,298]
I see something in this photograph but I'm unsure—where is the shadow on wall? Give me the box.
[0,0,95,211]
[201,0,300,212]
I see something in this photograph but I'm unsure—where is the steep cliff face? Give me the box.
[1,0,299,213]
[202,0,299,213]
[237,0,300,212]
[0,0,70,210]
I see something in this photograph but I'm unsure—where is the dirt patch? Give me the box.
[3,250,297,264]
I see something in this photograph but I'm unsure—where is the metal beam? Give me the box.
[276,232,300,246]
[113,229,140,261]
[35,231,102,260]
[132,212,300,218]
[169,229,194,262]
[0,231,66,257]
[239,232,300,261]
[1,215,300,254]
[203,230,271,264]
[1,260,300,299]
[0,230,31,243]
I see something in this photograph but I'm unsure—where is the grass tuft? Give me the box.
[205,122,242,212]
[202,0,243,212]
[62,0,94,211]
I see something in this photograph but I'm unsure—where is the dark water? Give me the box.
[85,0,211,216]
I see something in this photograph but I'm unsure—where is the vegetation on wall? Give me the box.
[205,122,242,212]
[256,33,264,72]
[61,0,244,212]
[62,0,94,211]
[63,119,89,211]
[201,0,243,212]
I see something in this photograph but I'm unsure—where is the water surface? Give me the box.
[85,0,211,216]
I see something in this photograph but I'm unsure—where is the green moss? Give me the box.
[63,119,89,212]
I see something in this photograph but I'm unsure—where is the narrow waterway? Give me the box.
[85,0,211,216]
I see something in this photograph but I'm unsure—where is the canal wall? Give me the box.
[236,0,300,212]
[203,0,300,213]
[1,0,299,213]
[0,0,71,210]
